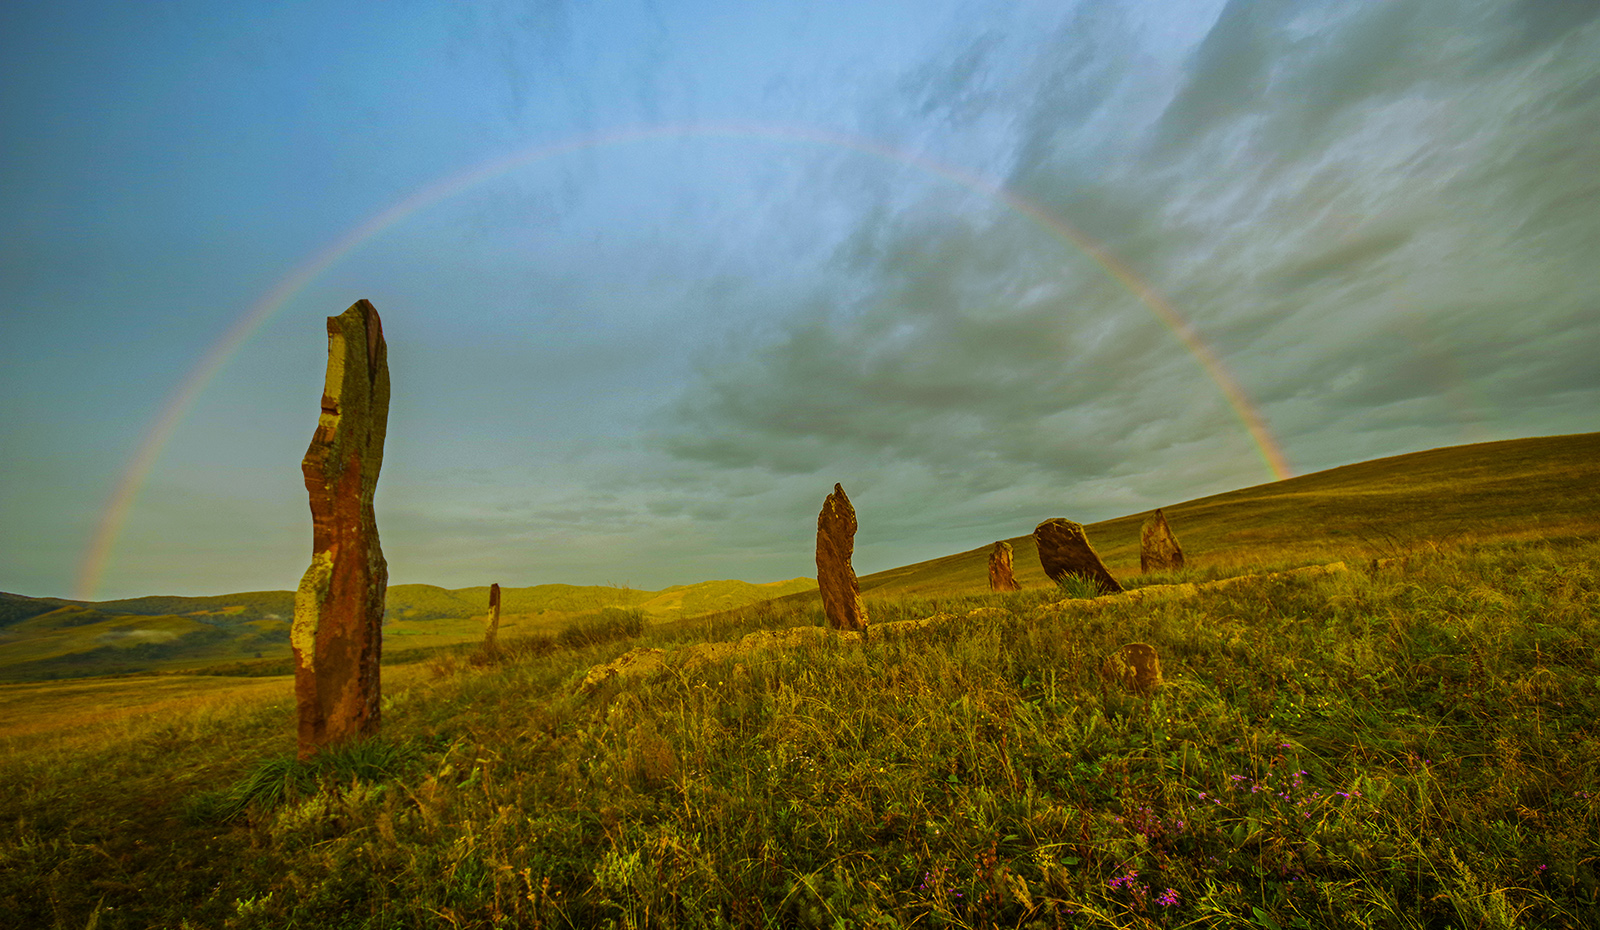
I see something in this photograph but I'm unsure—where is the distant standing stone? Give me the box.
[1033,518,1123,594]
[816,483,868,632]
[484,583,502,655]
[988,541,1020,592]
[1140,508,1185,573]
[292,300,389,761]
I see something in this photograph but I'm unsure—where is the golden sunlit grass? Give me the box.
[3,433,1596,928]
[3,535,1597,929]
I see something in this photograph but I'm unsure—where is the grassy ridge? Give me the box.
[841,431,1600,601]
[1,537,1595,928]
[5,432,1589,680]
[2,433,1597,927]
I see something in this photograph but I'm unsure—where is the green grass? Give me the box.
[2,535,1596,929]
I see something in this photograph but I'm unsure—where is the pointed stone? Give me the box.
[292,300,389,761]
[988,541,1020,592]
[484,583,502,655]
[816,483,868,632]
[1140,508,1185,573]
[1033,518,1123,594]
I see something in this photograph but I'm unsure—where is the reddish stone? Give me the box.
[292,300,389,760]
[1140,508,1185,573]
[815,483,868,632]
[988,541,1020,592]
[1033,518,1123,594]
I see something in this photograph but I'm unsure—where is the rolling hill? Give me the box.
[0,578,815,682]
[2,430,1593,681]
[754,430,1600,607]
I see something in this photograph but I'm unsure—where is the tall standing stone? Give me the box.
[484,583,502,655]
[1140,508,1185,573]
[1033,518,1123,595]
[816,483,868,632]
[988,541,1020,592]
[292,300,389,761]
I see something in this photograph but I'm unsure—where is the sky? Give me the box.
[2,0,1597,601]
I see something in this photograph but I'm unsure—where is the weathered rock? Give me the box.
[580,647,668,693]
[1102,642,1162,696]
[1139,508,1185,573]
[483,583,501,655]
[292,300,389,761]
[988,541,1020,592]
[816,483,868,632]
[1033,518,1123,594]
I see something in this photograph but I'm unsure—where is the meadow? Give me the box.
[1,433,1596,929]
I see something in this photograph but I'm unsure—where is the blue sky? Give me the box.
[2,0,1597,600]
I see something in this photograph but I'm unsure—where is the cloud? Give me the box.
[653,0,1600,521]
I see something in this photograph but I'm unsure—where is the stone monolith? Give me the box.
[816,483,868,632]
[988,541,1020,592]
[484,583,502,655]
[1033,518,1123,594]
[1140,508,1185,573]
[292,299,389,761]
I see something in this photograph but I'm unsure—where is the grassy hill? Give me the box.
[841,430,1600,602]
[8,432,1589,682]
[0,432,1597,927]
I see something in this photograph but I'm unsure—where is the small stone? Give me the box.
[292,300,389,761]
[816,483,868,632]
[1033,518,1123,594]
[1102,642,1162,695]
[988,541,1020,592]
[1139,508,1185,573]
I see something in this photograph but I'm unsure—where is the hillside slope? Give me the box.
[5,431,1592,679]
[794,431,1600,603]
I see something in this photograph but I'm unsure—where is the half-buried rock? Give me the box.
[1033,518,1123,594]
[1140,508,1185,573]
[988,541,1020,592]
[816,483,868,632]
[292,299,389,761]
[1102,643,1162,696]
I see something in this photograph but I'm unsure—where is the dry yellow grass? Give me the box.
[0,664,431,750]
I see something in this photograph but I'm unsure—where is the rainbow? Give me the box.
[76,121,1292,600]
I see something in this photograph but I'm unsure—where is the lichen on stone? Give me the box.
[292,549,334,672]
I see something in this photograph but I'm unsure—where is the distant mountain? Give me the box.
[0,577,816,682]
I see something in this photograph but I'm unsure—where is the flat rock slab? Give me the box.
[1038,562,1348,614]
[1033,518,1124,594]
[580,647,669,693]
